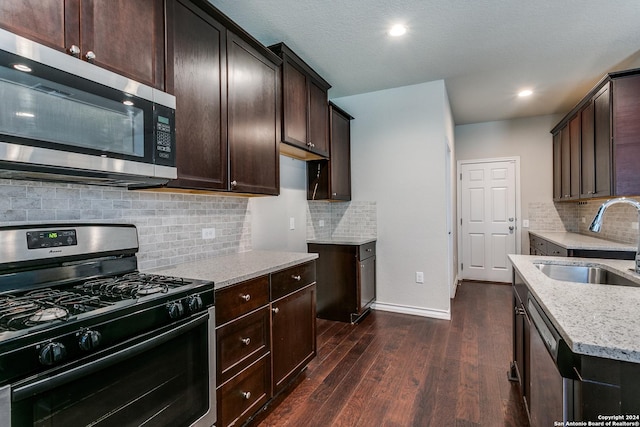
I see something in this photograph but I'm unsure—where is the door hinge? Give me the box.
[461,263,464,271]
[459,173,462,180]
[460,218,462,226]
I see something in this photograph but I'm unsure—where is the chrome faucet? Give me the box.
[589,197,640,274]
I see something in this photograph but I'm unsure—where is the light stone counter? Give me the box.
[509,254,640,363]
[144,250,318,290]
[528,231,636,252]
[307,238,377,246]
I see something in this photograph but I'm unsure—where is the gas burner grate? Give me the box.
[0,289,111,331]
[75,272,190,300]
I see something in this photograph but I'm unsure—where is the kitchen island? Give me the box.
[509,254,640,423]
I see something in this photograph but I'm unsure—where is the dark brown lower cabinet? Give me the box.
[215,260,317,426]
[271,283,316,394]
[308,240,376,323]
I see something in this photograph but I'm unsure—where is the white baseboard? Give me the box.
[372,301,451,320]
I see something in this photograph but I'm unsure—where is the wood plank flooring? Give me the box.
[248,281,529,427]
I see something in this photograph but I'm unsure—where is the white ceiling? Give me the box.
[209,0,640,125]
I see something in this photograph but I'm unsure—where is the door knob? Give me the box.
[509,226,515,231]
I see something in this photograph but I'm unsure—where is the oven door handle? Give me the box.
[12,312,209,402]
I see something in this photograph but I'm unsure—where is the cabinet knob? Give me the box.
[68,45,81,57]
[332,193,337,196]
[241,337,251,346]
[272,307,279,314]
[231,180,237,188]
[242,391,251,400]
[240,294,251,302]
[85,50,96,62]
[291,275,301,281]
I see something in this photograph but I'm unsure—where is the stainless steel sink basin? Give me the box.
[533,263,640,287]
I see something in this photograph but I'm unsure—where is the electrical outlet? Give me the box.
[633,222,639,230]
[416,272,424,284]
[319,220,325,227]
[522,219,530,228]
[581,217,586,224]
[289,217,295,230]
[201,228,216,240]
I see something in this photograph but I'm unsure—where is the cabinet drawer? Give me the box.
[529,235,547,254]
[216,276,269,326]
[217,354,271,427]
[217,306,270,383]
[271,261,316,300]
[546,242,568,257]
[358,242,376,261]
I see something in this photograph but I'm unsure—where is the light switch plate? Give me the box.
[522,219,529,228]
[319,220,325,227]
[416,272,424,283]
[289,217,295,230]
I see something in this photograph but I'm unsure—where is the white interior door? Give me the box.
[460,160,516,282]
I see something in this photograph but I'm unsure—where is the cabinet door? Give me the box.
[281,60,308,148]
[552,131,562,200]
[581,102,596,198]
[560,126,571,199]
[166,0,227,191]
[308,80,329,157]
[329,106,352,200]
[227,32,279,195]
[593,85,611,197]
[569,114,581,199]
[357,256,375,313]
[613,75,640,196]
[80,0,165,89]
[271,284,316,395]
[0,0,75,53]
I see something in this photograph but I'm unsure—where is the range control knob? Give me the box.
[39,342,67,366]
[167,300,185,319]
[186,294,203,313]
[78,330,102,351]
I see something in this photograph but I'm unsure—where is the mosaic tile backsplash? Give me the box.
[528,197,640,245]
[0,179,252,270]
[307,200,377,240]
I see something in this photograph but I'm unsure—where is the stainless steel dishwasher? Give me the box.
[526,294,575,426]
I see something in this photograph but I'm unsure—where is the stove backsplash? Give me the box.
[307,201,377,241]
[528,198,640,245]
[0,179,251,270]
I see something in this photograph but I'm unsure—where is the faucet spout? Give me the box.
[589,197,640,274]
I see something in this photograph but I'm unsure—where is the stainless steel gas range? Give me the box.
[0,224,216,427]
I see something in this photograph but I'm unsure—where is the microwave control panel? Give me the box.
[153,105,175,166]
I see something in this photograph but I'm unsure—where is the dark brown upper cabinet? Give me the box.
[0,0,166,90]
[269,43,332,160]
[552,68,640,200]
[308,103,353,201]
[165,0,281,195]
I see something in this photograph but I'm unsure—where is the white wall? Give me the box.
[334,80,453,318]
[250,155,308,252]
[455,114,561,252]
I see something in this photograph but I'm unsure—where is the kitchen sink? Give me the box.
[533,263,640,287]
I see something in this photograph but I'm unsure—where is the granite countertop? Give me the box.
[509,254,640,363]
[528,231,636,252]
[144,250,318,290]
[307,238,377,245]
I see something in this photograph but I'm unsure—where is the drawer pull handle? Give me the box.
[272,307,279,314]
[240,294,251,302]
[242,391,251,400]
[292,275,301,281]
[366,248,372,252]
[241,337,251,346]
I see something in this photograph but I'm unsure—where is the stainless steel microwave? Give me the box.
[0,28,177,187]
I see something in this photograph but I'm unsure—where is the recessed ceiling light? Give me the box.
[518,89,533,97]
[389,24,407,37]
[13,64,32,73]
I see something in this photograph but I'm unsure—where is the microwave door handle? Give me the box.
[12,312,208,402]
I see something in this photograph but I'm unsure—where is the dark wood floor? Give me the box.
[249,281,529,427]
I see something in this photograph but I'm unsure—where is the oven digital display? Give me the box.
[26,229,77,249]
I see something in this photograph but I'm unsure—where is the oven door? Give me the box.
[3,307,215,427]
